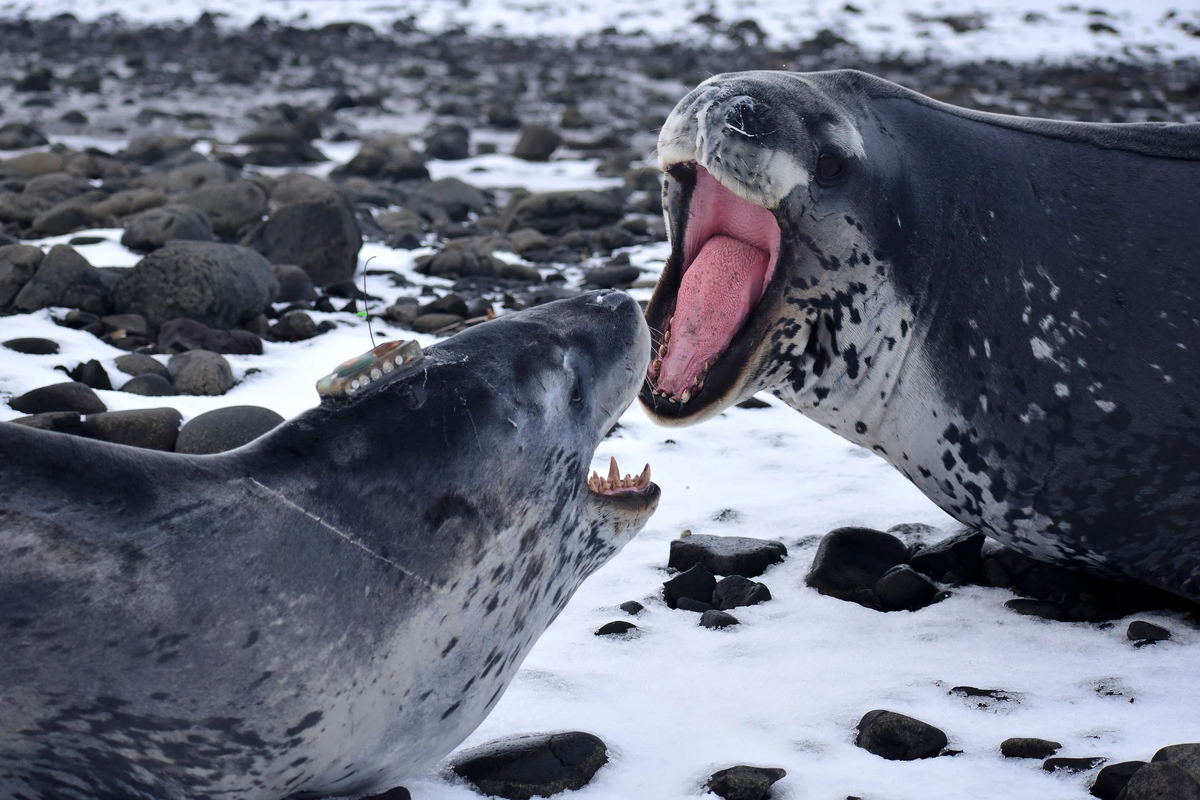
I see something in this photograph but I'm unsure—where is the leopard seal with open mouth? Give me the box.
[641,69,1200,600]
[0,290,659,800]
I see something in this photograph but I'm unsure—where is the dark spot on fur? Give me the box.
[441,638,459,657]
[285,711,323,738]
[441,701,461,720]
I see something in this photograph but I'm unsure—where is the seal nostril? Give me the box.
[589,290,630,311]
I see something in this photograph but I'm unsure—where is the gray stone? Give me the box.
[119,373,178,397]
[508,190,623,234]
[593,621,637,636]
[3,337,58,355]
[157,317,263,355]
[805,527,910,603]
[10,382,106,415]
[1091,761,1146,800]
[123,135,195,165]
[110,241,278,328]
[30,200,98,237]
[23,172,93,204]
[8,411,84,434]
[662,563,716,610]
[619,601,644,616]
[273,264,317,303]
[100,313,152,338]
[240,192,361,287]
[856,710,947,761]
[415,178,486,221]
[114,353,170,380]
[336,135,428,180]
[168,350,234,396]
[0,122,48,150]
[700,610,740,629]
[1043,757,1106,774]
[411,312,463,334]
[451,731,607,800]
[876,564,940,612]
[513,124,562,162]
[175,406,285,454]
[712,575,771,610]
[425,124,471,161]
[384,299,421,327]
[1005,599,1068,621]
[269,311,320,342]
[1127,620,1171,645]
[667,534,787,578]
[705,765,786,800]
[13,244,106,315]
[1153,743,1200,785]
[68,359,112,391]
[909,528,987,582]
[121,204,215,251]
[1118,763,1200,800]
[178,180,269,240]
[81,408,182,451]
[1001,737,1061,759]
[0,244,44,307]
[583,264,642,288]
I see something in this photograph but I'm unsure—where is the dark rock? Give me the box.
[384,299,421,327]
[8,411,83,434]
[705,765,786,800]
[241,192,361,287]
[712,575,771,610]
[81,408,182,451]
[138,161,235,196]
[513,124,562,161]
[63,310,100,330]
[411,312,463,334]
[909,528,987,582]
[157,318,262,355]
[1005,599,1068,621]
[855,710,948,761]
[0,121,49,150]
[121,204,215,251]
[3,337,59,355]
[16,67,54,92]
[120,373,178,397]
[1001,738,1062,759]
[361,788,410,800]
[508,190,624,234]
[668,533,786,578]
[111,241,279,329]
[662,563,717,610]
[269,311,320,342]
[805,527,910,603]
[1127,620,1171,645]
[417,178,487,221]
[0,243,44,307]
[594,620,637,636]
[168,350,234,396]
[735,396,772,409]
[949,686,1018,710]
[619,600,644,616]
[13,244,106,315]
[451,731,607,800]
[1153,744,1200,785]
[10,382,105,414]
[68,359,112,391]
[274,264,317,303]
[425,123,471,160]
[583,264,642,288]
[100,313,152,338]
[1118,762,1200,800]
[676,597,713,613]
[242,140,328,167]
[60,109,89,125]
[30,200,98,237]
[1043,757,1107,774]
[123,135,196,165]
[179,180,269,240]
[875,564,939,612]
[337,136,428,180]
[980,557,1012,587]
[1091,761,1146,800]
[422,293,470,318]
[700,609,740,629]
[114,353,170,380]
[175,406,285,454]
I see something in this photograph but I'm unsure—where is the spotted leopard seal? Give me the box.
[0,291,659,800]
[641,69,1200,600]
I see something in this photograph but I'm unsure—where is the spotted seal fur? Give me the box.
[0,290,658,800]
[641,69,1200,600]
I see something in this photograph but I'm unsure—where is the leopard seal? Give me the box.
[0,290,659,800]
[641,69,1200,601]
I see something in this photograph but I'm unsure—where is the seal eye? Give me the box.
[817,152,845,185]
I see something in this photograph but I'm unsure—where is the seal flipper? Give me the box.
[316,339,424,402]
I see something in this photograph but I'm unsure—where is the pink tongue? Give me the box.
[658,235,769,396]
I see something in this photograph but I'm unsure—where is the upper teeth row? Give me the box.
[588,456,652,493]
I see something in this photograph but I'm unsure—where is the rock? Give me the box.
[677,597,713,613]
[68,359,112,391]
[361,788,410,800]
[30,200,97,237]
[3,337,59,355]
[0,244,44,307]
[875,564,940,612]
[123,135,196,166]
[15,67,53,92]
[24,172,93,204]
[274,264,317,302]
[662,563,717,610]
[855,710,948,761]
[805,527,910,603]
[138,160,236,195]
[712,575,771,610]
[120,373,178,396]
[1043,757,1107,774]
[374,209,426,249]
[425,123,471,160]
[87,188,167,223]
[8,411,84,434]
[337,135,428,180]
[1153,744,1200,784]
[384,299,421,327]
[240,192,361,287]
[583,264,642,288]
[178,180,269,240]
[508,228,549,253]
[619,600,644,616]
[121,204,215,252]
[157,317,262,355]
[700,609,740,629]
[668,534,787,578]
[114,353,170,380]
[909,528,987,582]
[100,313,152,339]
[242,140,328,167]
[594,621,637,636]
[270,311,320,342]
[1004,598,1068,621]
[1091,761,1146,800]
[81,408,182,451]
[417,177,487,221]
[1117,763,1200,800]
[0,121,49,150]
[422,293,470,318]
[111,241,278,329]
[1001,738,1062,759]
[451,731,607,800]
[13,244,107,315]
[411,313,463,334]
[10,382,106,415]
[175,406,285,454]
[513,124,562,161]
[705,765,786,800]
[1127,620,1171,645]
[168,350,234,396]
[509,190,623,234]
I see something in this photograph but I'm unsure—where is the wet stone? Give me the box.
[1043,757,1107,774]
[876,564,940,612]
[3,337,59,355]
[712,575,771,610]
[856,710,948,761]
[175,406,285,454]
[451,731,608,800]
[700,610,740,629]
[120,373,178,397]
[594,621,637,636]
[68,359,112,391]
[619,601,644,616]
[909,528,986,582]
[1001,737,1062,759]
[805,527,909,604]
[663,563,717,610]
[114,353,170,380]
[10,382,105,415]
[1127,620,1171,645]
[705,765,786,800]
[1091,761,1146,800]
[81,408,183,451]
[668,534,787,579]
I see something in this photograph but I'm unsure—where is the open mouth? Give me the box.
[587,456,658,510]
[642,162,783,417]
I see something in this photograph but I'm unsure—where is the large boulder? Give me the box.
[240,191,362,287]
[110,241,278,329]
[121,204,215,252]
[168,350,234,396]
[178,180,269,240]
[0,244,44,308]
[12,245,107,315]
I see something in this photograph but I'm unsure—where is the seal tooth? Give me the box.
[681,389,691,403]
[608,456,620,486]
[703,361,709,373]
[663,330,671,345]
[657,344,666,358]
[638,464,651,488]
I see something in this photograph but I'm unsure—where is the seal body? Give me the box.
[0,291,659,800]
[641,69,1200,600]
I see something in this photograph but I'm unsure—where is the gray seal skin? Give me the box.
[0,291,659,800]
[640,69,1200,600]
